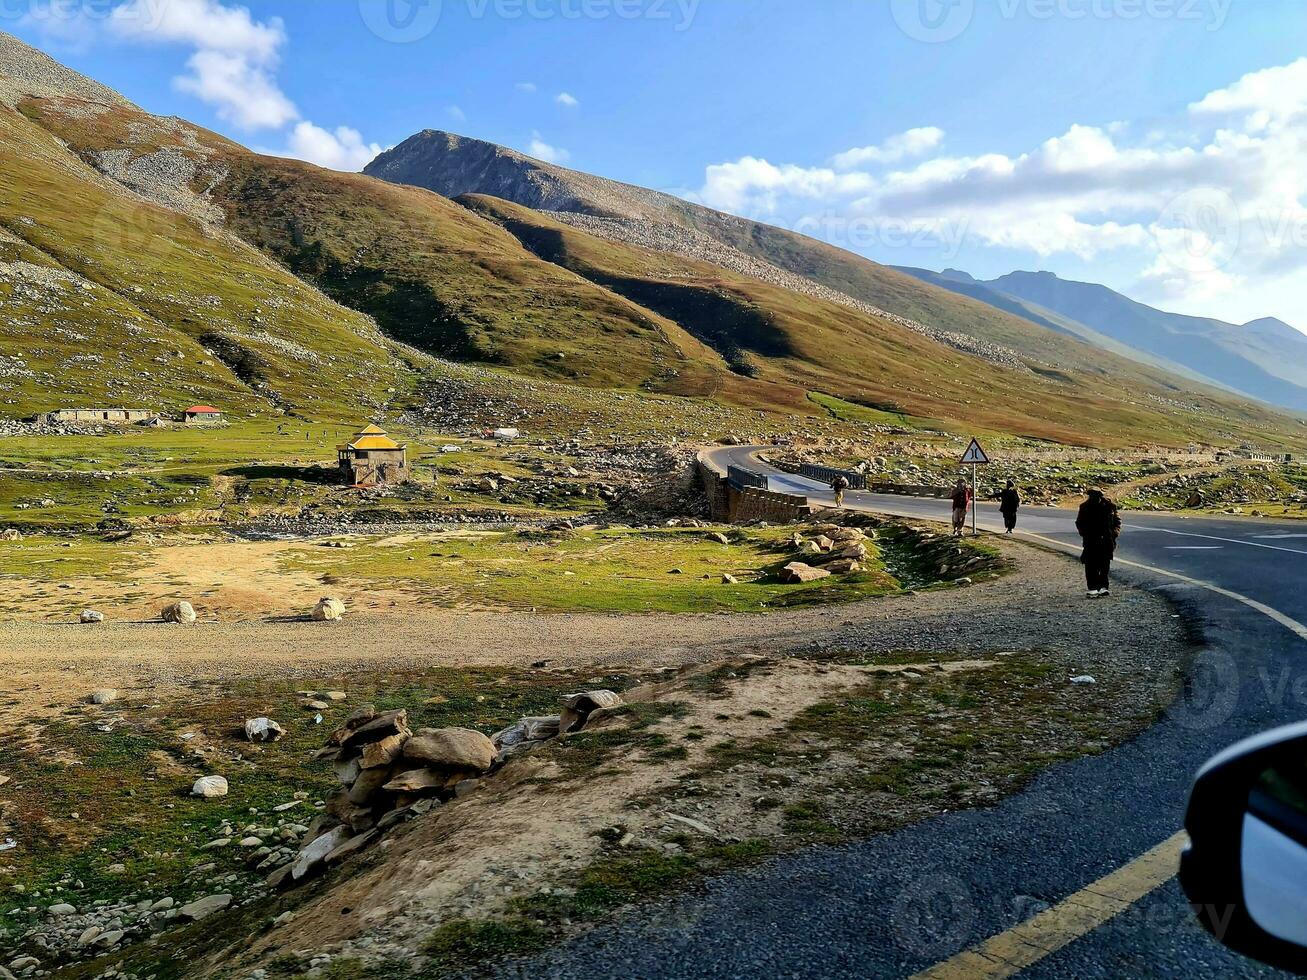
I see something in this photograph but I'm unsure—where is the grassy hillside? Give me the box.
[463,195,1307,449]
[9,33,1307,450]
[18,98,740,398]
[0,100,410,422]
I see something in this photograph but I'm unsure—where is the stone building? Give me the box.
[338,423,409,486]
[47,408,155,424]
[183,405,223,424]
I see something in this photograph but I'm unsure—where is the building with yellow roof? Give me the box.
[337,423,409,486]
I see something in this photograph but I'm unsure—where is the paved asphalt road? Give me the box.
[490,447,1307,980]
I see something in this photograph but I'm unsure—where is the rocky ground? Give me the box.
[0,530,1193,979]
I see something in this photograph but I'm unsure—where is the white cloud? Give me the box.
[692,59,1307,324]
[832,127,945,170]
[701,157,874,215]
[516,82,538,93]
[448,105,466,123]
[109,0,294,129]
[555,92,579,108]
[282,122,383,172]
[173,48,297,129]
[528,132,570,164]
[32,1,386,176]
[108,0,285,60]
[1190,58,1307,132]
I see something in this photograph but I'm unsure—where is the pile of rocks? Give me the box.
[273,691,624,891]
[780,523,872,583]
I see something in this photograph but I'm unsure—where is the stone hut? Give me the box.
[183,405,223,424]
[47,408,155,424]
[338,423,409,487]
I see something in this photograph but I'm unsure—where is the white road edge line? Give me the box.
[1124,524,1307,556]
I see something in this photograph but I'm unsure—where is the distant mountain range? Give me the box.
[897,268,1307,412]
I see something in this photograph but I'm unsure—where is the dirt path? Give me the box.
[0,540,1172,728]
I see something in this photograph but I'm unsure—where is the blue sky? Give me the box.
[11,0,1307,329]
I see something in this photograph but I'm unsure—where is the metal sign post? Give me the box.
[959,438,991,538]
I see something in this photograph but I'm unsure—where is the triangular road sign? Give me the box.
[960,438,990,465]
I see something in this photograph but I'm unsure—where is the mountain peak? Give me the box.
[1243,316,1304,340]
[0,31,130,110]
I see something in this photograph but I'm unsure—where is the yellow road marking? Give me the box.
[897,525,1307,978]
[910,833,1188,980]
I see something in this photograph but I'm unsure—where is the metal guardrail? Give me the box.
[727,464,768,491]
[799,463,867,490]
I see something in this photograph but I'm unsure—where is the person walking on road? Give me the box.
[951,478,971,537]
[999,481,1021,534]
[1076,488,1121,598]
[831,474,850,509]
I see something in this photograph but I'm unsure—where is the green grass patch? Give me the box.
[282,526,902,614]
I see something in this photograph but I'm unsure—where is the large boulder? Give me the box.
[89,689,118,705]
[192,775,228,798]
[403,728,496,773]
[0,528,21,542]
[79,610,105,624]
[312,598,346,622]
[161,601,196,624]
[780,562,831,584]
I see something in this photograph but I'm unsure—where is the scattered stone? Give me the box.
[192,775,229,798]
[1071,675,1097,685]
[779,562,831,584]
[47,903,76,916]
[161,600,196,624]
[312,597,346,622]
[289,826,350,883]
[178,893,232,921]
[560,690,624,735]
[89,689,117,705]
[704,531,730,545]
[244,717,284,742]
[664,813,717,837]
[79,609,104,624]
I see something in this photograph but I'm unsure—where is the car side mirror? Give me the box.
[1181,721,1307,974]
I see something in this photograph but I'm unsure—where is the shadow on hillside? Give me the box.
[220,464,339,484]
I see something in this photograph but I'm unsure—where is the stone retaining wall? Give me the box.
[696,454,811,523]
